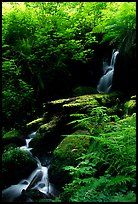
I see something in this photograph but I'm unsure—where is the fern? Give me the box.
[68,106,114,135]
[61,113,136,202]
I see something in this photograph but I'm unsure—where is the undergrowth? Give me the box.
[58,108,136,202]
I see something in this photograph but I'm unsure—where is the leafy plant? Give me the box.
[2,59,35,129]
[68,106,119,135]
[61,112,136,202]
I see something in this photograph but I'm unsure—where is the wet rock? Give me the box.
[27,170,43,190]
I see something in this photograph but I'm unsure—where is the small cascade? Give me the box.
[97,49,119,93]
[2,131,58,202]
[20,138,32,151]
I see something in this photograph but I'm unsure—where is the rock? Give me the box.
[48,132,92,187]
[29,115,65,156]
[27,170,43,190]
[27,92,126,157]
[2,148,37,188]
[2,129,25,151]
[20,188,50,202]
[26,118,44,132]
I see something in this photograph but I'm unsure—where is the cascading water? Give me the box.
[97,49,119,93]
[2,131,58,202]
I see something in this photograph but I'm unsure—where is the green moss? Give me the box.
[49,135,92,186]
[3,129,21,139]
[2,148,37,188]
[26,118,44,127]
[2,129,25,149]
[130,95,136,100]
[26,118,44,131]
[39,116,59,132]
[124,99,136,115]
[49,92,124,115]
[29,116,62,155]
[54,135,91,161]
[63,97,99,110]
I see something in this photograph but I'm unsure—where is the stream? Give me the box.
[2,131,59,202]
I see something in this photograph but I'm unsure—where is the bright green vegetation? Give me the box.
[2,59,35,130]
[124,99,136,116]
[58,113,136,202]
[2,2,136,131]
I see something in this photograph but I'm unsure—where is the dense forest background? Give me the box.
[2,2,136,133]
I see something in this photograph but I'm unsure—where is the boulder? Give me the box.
[2,148,37,189]
[26,118,45,132]
[27,92,126,158]
[29,115,66,156]
[48,130,92,187]
[2,129,25,151]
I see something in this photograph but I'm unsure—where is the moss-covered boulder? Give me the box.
[2,148,37,189]
[2,130,25,151]
[124,95,136,115]
[27,92,126,158]
[29,115,66,156]
[26,118,45,132]
[46,92,126,117]
[48,131,92,187]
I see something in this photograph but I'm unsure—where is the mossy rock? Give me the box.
[2,130,25,150]
[29,116,65,156]
[47,94,99,115]
[26,118,44,131]
[48,133,92,187]
[124,98,136,115]
[47,92,125,117]
[2,148,37,189]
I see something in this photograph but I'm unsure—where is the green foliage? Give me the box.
[60,112,136,202]
[124,100,136,116]
[68,106,120,135]
[2,59,35,128]
[93,2,136,53]
[110,191,136,202]
[2,2,136,116]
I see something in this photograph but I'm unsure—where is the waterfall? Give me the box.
[2,131,58,202]
[97,49,119,93]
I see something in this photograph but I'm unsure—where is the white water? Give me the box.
[20,138,32,151]
[97,49,119,93]
[2,131,58,202]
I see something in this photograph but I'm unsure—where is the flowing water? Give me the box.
[97,49,119,93]
[2,131,58,202]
